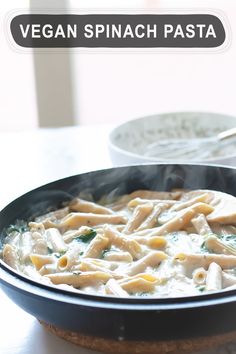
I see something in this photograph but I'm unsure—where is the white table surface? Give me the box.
[0,125,235,354]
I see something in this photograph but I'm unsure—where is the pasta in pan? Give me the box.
[2,188,236,298]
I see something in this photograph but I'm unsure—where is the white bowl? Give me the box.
[108,112,236,166]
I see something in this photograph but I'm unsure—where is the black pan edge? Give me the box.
[1,163,236,340]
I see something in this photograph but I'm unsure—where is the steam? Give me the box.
[1,163,235,240]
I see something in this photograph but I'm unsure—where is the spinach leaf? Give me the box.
[196,285,205,292]
[200,241,208,253]
[222,235,236,245]
[75,229,97,243]
[47,246,54,254]
[137,292,150,297]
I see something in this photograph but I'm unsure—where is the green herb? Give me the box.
[196,285,205,292]
[222,235,236,245]
[79,251,84,256]
[169,233,180,242]
[47,246,54,254]
[100,246,120,259]
[54,250,67,258]
[137,292,150,297]
[73,271,81,276]
[75,229,97,243]
[200,241,209,253]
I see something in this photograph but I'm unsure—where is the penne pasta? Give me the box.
[206,262,222,291]
[30,254,55,270]
[137,203,168,231]
[191,214,212,236]
[128,197,177,209]
[46,271,111,287]
[222,271,236,288]
[103,251,133,262]
[57,244,83,271]
[123,251,167,276]
[43,212,127,231]
[170,193,210,212]
[2,244,19,270]
[204,235,236,256]
[3,188,236,298]
[192,267,207,285]
[82,234,110,258]
[46,228,68,253]
[135,203,214,237]
[105,279,129,297]
[70,198,113,214]
[175,252,236,269]
[123,203,153,234]
[104,227,142,259]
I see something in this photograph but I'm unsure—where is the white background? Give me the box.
[0,0,236,130]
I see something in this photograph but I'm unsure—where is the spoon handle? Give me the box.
[218,127,236,141]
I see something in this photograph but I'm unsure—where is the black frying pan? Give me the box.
[1,163,236,342]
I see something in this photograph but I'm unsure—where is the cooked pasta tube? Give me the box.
[120,274,159,293]
[2,244,19,270]
[137,203,168,231]
[105,279,129,297]
[82,258,119,271]
[136,203,214,237]
[128,198,176,208]
[31,231,48,256]
[22,266,52,284]
[19,232,33,261]
[46,271,111,287]
[46,228,67,253]
[57,244,83,270]
[191,214,212,236]
[39,263,57,275]
[222,272,236,288]
[103,251,133,262]
[124,251,167,276]
[175,252,236,269]
[29,222,45,234]
[104,227,142,259]
[78,260,123,279]
[123,203,153,234]
[206,262,222,291]
[170,193,210,211]
[204,191,236,224]
[44,212,127,231]
[192,267,207,285]
[82,234,110,258]
[70,198,113,214]
[107,190,181,211]
[132,236,167,249]
[204,235,236,256]
[30,254,55,270]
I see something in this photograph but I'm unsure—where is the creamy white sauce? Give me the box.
[2,189,236,298]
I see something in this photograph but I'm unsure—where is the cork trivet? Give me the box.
[39,320,236,354]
